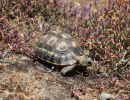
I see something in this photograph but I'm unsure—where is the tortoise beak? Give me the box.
[86,57,92,66]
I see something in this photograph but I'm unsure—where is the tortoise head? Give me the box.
[79,54,92,66]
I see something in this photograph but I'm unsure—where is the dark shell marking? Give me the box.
[36,31,83,65]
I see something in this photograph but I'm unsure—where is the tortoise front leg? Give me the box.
[47,66,55,72]
[60,64,76,76]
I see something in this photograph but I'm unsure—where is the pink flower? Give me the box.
[81,4,91,20]
[127,12,130,19]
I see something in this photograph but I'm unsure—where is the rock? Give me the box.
[99,92,114,100]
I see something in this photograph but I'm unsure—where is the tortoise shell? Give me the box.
[36,31,84,66]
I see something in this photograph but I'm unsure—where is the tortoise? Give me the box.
[35,30,92,76]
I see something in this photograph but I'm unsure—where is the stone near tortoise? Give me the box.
[35,31,92,76]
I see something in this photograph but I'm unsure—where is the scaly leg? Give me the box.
[60,65,76,76]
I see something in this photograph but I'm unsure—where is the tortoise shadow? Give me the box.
[37,58,88,77]
[37,58,52,69]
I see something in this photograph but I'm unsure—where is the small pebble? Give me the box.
[21,56,30,60]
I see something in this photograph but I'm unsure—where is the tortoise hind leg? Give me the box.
[60,65,76,76]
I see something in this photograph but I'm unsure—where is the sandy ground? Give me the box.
[0,51,97,100]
